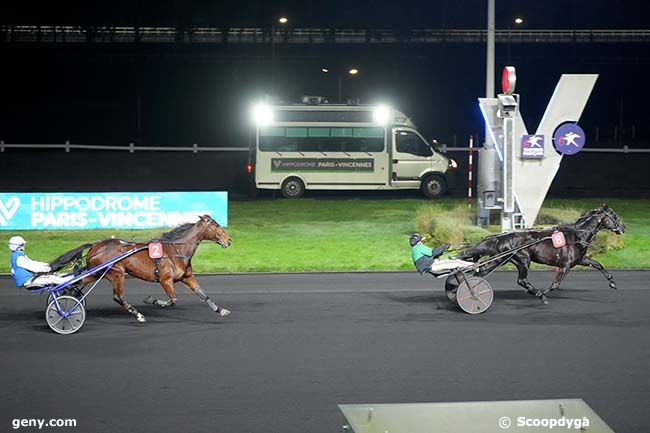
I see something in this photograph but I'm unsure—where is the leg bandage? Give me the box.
[195,287,219,312]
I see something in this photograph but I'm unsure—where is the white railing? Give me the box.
[1,141,648,154]
[0,141,248,153]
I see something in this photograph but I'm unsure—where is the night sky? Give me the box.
[2,1,649,148]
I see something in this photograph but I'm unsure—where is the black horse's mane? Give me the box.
[156,222,197,242]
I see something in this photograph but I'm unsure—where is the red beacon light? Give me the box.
[247,163,254,174]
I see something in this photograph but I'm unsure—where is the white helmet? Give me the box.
[8,236,26,252]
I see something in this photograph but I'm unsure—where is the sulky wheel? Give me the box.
[445,274,461,304]
[455,277,494,314]
[46,295,86,335]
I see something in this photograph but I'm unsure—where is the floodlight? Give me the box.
[251,103,274,126]
[372,105,391,125]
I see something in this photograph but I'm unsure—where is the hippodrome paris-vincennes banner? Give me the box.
[0,192,228,230]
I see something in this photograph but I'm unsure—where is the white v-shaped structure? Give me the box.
[479,74,598,228]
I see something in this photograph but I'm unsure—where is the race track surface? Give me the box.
[1,271,649,433]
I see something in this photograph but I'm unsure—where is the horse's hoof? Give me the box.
[609,282,617,290]
[136,313,146,323]
[218,308,231,317]
[541,295,549,305]
[142,296,154,304]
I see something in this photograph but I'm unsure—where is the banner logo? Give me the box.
[271,158,374,172]
[0,196,20,226]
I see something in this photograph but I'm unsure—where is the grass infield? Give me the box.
[0,198,647,273]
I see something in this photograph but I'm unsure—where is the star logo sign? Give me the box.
[559,132,582,147]
[526,135,543,148]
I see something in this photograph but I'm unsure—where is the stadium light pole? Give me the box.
[322,67,359,103]
[485,0,495,144]
[486,0,495,101]
[271,16,288,93]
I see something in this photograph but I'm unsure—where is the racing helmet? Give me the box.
[8,236,26,251]
[409,233,423,247]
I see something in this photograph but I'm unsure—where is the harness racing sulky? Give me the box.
[28,215,232,334]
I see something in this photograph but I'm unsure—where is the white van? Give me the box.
[249,100,456,198]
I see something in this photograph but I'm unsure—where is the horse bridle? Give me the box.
[573,211,618,247]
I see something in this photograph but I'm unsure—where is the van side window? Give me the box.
[259,127,384,152]
[395,131,433,157]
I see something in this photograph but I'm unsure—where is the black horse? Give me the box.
[458,204,625,304]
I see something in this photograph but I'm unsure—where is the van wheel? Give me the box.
[421,175,446,198]
[281,177,305,199]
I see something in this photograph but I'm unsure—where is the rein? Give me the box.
[472,235,553,277]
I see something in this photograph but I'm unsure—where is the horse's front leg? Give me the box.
[143,277,178,308]
[579,256,617,289]
[181,275,230,317]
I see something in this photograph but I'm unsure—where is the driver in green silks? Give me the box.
[410,233,474,275]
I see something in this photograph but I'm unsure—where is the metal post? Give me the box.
[502,116,515,232]
[477,0,496,227]
[271,25,276,93]
[468,135,474,209]
[486,0,495,100]
[338,71,343,103]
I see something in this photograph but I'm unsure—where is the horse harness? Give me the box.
[148,240,193,283]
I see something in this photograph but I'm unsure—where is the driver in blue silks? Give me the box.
[8,236,73,288]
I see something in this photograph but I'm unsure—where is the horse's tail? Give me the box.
[49,243,94,272]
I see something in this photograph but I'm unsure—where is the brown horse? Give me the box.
[52,215,232,323]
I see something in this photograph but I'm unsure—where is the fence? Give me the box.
[1,141,648,198]
[2,141,649,154]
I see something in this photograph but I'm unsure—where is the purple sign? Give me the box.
[553,123,586,155]
[521,134,545,159]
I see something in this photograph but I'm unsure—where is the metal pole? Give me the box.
[468,135,474,209]
[271,25,276,93]
[486,0,495,100]
[338,72,343,103]
[477,0,496,227]
[502,116,515,232]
